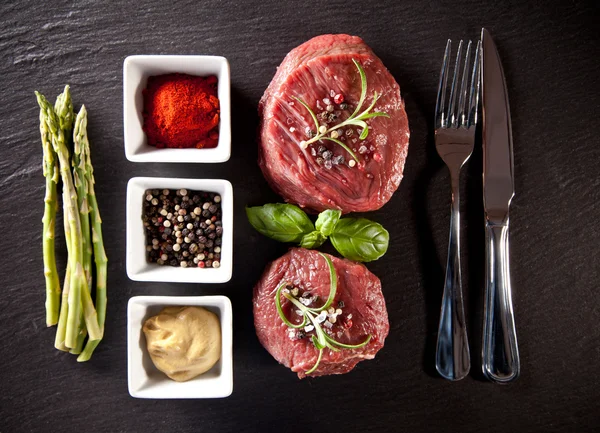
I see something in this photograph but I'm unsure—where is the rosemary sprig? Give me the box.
[275,252,372,375]
[294,59,390,163]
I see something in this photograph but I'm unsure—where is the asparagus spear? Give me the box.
[39,103,61,326]
[54,262,70,351]
[35,89,102,347]
[70,100,93,355]
[77,105,108,362]
[53,88,85,351]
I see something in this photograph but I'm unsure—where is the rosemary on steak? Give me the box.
[275,252,372,375]
[293,59,390,164]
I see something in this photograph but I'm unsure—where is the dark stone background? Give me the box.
[0,1,598,432]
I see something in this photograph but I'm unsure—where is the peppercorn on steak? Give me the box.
[253,248,389,378]
[258,34,410,213]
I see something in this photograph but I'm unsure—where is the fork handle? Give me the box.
[482,220,520,383]
[436,180,470,381]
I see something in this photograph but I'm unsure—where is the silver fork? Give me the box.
[434,39,481,381]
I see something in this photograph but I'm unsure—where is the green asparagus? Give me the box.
[36,86,107,361]
[39,103,61,327]
[76,105,108,362]
[70,100,93,355]
[36,90,102,348]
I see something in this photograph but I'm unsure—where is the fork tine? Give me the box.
[457,41,472,127]
[467,40,482,126]
[447,40,464,128]
[435,39,452,128]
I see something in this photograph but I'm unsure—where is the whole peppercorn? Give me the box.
[144,187,223,268]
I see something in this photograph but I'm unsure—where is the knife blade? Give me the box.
[482,29,515,221]
[481,28,520,383]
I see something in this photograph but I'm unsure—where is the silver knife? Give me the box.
[481,28,520,383]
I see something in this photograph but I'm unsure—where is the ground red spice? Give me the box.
[142,73,220,149]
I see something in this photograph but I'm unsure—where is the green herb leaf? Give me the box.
[299,230,327,249]
[275,283,307,329]
[246,203,314,243]
[305,346,324,375]
[292,96,319,134]
[330,218,389,262]
[318,252,337,311]
[350,59,368,118]
[356,90,380,119]
[315,209,342,237]
[321,137,359,162]
[359,125,369,140]
[360,112,390,120]
[324,333,372,349]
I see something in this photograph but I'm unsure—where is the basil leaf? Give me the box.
[330,218,389,262]
[315,209,342,237]
[246,203,314,243]
[299,230,327,249]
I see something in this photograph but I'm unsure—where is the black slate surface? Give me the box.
[1,1,599,432]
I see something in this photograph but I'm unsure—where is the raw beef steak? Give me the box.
[253,248,389,378]
[258,34,410,213]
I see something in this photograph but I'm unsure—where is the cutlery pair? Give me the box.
[434,29,519,383]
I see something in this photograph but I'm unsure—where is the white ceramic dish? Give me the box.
[126,177,233,283]
[128,295,233,399]
[123,55,231,163]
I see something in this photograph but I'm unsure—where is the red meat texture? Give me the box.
[259,34,410,213]
[253,248,389,378]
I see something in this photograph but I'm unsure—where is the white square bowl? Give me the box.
[123,55,231,163]
[126,177,233,283]
[128,295,233,399]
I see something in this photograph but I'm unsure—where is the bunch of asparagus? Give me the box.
[36,86,107,362]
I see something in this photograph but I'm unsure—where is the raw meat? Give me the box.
[253,248,389,378]
[258,34,410,213]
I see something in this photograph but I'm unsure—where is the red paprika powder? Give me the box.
[143,73,220,149]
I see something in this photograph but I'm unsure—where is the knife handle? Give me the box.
[482,220,520,383]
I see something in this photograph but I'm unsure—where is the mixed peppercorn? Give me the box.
[143,188,223,268]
